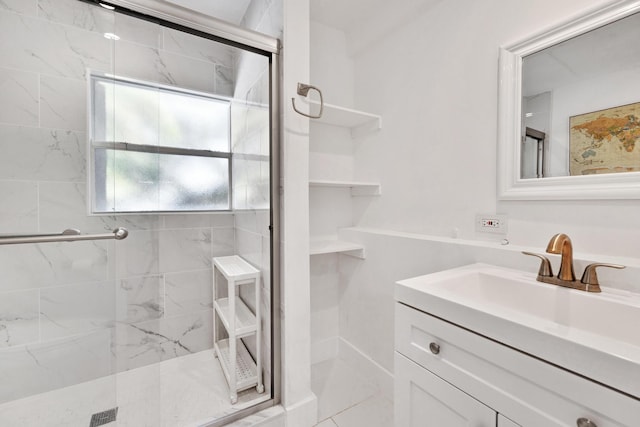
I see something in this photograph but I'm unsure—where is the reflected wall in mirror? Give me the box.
[498,0,640,199]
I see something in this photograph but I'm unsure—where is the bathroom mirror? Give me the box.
[497,0,640,199]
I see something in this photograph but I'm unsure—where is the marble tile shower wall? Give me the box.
[0,0,237,403]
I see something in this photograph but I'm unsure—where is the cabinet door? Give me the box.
[395,352,496,427]
[498,414,521,427]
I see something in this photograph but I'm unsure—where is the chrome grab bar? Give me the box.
[0,227,129,245]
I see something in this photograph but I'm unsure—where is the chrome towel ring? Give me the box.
[291,82,323,119]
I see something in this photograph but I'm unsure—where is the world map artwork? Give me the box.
[569,102,640,175]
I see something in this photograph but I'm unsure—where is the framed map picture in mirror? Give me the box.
[569,101,640,176]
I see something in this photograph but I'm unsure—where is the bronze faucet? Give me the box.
[545,233,576,281]
[523,233,624,293]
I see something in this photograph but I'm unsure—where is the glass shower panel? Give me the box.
[0,1,275,426]
[0,1,120,425]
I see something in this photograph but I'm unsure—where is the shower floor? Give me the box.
[0,350,269,427]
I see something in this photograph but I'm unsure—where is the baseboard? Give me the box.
[283,393,318,427]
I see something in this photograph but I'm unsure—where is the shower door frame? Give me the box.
[80,0,282,424]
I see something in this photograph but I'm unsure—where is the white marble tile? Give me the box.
[0,0,37,15]
[113,310,212,371]
[118,274,164,323]
[37,0,113,31]
[0,240,110,292]
[40,75,86,131]
[331,394,393,427]
[0,328,113,404]
[38,0,161,48]
[0,289,39,347]
[40,281,116,339]
[0,125,85,181]
[113,320,162,371]
[0,10,111,79]
[0,180,38,233]
[0,373,117,427]
[159,310,212,358]
[115,229,160,278]
[163,27,235,66]
[235,210,259,233]
[215,64,235,97]
[162,212,234,229]
[0,67,39,126]
[39,182,164,234]
[0,349,269,427]
[212,226,236,257]
[164,269,212,317]
[39,181,110,233]
[113,40,216,94]
[112,12,162,48]
[236,227,262,268]
[159,228,212,273]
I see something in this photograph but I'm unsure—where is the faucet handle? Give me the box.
[580,263,625,289]
[522,251,554,277]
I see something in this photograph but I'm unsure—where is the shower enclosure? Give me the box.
[0,0,280,425]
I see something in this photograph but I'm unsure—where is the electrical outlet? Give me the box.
[475,214,508,234]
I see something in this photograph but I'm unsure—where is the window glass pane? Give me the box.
[93,77,230,152]
[95,148,229,212]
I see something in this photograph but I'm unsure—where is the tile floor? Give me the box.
[0,349,393,427]
[311,357,393,427]
[0,350,269,427]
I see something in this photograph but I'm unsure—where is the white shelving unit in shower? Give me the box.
[308,100,382,257]
[212,255,264,404]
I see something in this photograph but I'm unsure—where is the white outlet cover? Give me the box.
[475,213,508,234]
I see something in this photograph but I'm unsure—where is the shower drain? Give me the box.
[89,407,118,427]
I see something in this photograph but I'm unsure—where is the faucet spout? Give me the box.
[545,233,576,281]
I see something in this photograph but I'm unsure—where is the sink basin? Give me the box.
[396,263,640,398]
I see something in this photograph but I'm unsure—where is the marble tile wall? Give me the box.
[0,0,241,403]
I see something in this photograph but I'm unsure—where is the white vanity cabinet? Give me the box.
[395,351,497,426]
[394,302,640,427]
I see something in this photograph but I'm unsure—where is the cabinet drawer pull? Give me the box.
[429,342,440,355]
[577,418,597,427]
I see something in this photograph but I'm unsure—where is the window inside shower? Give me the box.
[0,1,279,426]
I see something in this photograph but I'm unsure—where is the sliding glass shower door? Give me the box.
[0,1,279,426]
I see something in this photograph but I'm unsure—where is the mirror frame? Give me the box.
[497,0,640,200]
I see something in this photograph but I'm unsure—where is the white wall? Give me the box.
[350,0,640,257]
[307,0,640,400]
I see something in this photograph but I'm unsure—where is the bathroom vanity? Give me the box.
[394,264,640,426]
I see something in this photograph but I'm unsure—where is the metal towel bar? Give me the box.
[0,227,129,245]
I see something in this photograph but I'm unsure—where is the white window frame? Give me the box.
[87,70,233,214]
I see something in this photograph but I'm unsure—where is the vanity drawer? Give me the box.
[395,302,640,427]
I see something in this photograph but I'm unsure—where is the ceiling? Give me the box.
[163,0,251,25]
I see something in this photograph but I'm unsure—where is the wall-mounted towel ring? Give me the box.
[292,83,323,119]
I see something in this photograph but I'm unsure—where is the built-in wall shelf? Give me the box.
[309,180,382,196]
[310,239,366,259]
[309,100,381,137]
